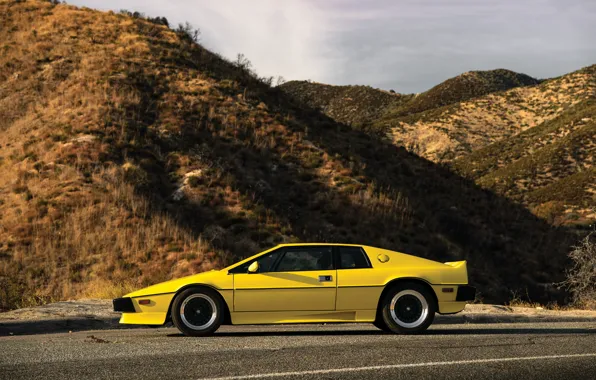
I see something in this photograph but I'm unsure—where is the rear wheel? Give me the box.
[380,282,436,334]
[171,288,224,337]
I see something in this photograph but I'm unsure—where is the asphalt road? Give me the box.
[1,322,595,380]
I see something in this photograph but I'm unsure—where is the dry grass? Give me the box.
[0,165,220,309]
[280,81,410,131]
[387,70,595,163]
[281,54,595,227]
[0,0,413,309]
[454,100,596,226]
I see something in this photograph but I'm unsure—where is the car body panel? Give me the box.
[437,301,468,314]
[230,310,377,325]
[233,269,337,312]
[125,270,233,298]
[116,243,473,326]
[119,293,175,325]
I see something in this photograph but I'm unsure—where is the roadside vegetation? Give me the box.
[561,232,596,309]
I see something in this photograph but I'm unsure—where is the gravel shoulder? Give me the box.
[0,299,594,336]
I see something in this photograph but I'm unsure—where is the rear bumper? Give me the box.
[113,297,136,313]
[456,285,476,301]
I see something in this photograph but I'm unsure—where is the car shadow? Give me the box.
[165,327,596,338]
[0,318,146,337]
[426,328,596,335]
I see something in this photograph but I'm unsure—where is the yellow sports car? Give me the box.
[113,244,475,336]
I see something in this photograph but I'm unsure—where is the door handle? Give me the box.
[318,275,333,282]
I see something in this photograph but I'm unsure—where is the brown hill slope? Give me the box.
[379,66,596,162]
[453,100,596,226]
[394,69,540,117]
[0,0,579,309]
[279,81,411,130]
[282,63,595,226]
[281,67,594,164]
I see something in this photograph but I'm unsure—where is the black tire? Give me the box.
[372,319,392,333]
[380,282,436,334]
[171,287,224,337]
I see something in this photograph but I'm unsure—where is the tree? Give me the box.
[561,232,596,308]
[275,76,286,87]
[234,53,252,71]
[177,22,200,43]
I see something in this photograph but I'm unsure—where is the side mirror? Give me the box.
[248,261,259,273]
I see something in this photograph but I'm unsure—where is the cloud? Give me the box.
[69,0,333,82]
[320,0,596,92]
[69,0,596,93]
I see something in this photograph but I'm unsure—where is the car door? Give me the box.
[233,246,337,312]
[335,246,380,311]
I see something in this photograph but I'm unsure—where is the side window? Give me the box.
[228,248,284,274]
[274,247,333,272]
[256,250,282,272]
[338,246,371,269]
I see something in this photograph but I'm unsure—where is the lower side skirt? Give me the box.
[230,310,377,325]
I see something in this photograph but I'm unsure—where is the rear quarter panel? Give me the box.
[337,246,468,314]
[361,246,467,284]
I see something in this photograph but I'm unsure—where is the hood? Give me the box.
[124,269,223,298]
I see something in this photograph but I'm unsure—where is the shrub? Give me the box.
[532,201,565,224]
[187,175,202,188]
[122,162,149,188]
[561,232,596,309]
[176,22,200,43]
[147,16,169,27]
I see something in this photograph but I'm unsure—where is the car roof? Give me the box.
[277,243,370,248]
[223,243,385,271]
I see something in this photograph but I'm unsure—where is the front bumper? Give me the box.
[113,297,136,313]
[113,293,175,325]
[456,285,476,301]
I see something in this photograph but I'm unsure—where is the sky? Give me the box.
[69,0,596,93]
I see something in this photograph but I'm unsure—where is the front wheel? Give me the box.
[171,288,224,336]
[380,283,436,334]
[372,320,392,332]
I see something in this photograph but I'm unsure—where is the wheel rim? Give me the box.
[389,289,429,328]
[180,294,217,330]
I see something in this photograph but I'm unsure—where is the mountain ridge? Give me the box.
[281,64,596,226]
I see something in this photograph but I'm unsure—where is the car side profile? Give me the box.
[113,243,476,336]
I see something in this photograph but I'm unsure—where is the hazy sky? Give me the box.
[69,0,596,93]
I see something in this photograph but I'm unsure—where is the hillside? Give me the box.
[396,69,540,116]
[0,0,581,310]
[282,64,595,226]
[453,99,596,226]
[377,66,596,162]
[279,81,411,130]
[282,67,595,164]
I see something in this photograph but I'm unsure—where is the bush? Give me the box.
[561,232,596,309]
[532,201,565,224]
[176,22,200,43]
[147,16,169,27]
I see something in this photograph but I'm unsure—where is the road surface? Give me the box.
[1,322,595,379]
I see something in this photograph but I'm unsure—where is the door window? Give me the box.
[274,247,333,272]
[228,248,284,274]
[338,246,371,269]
